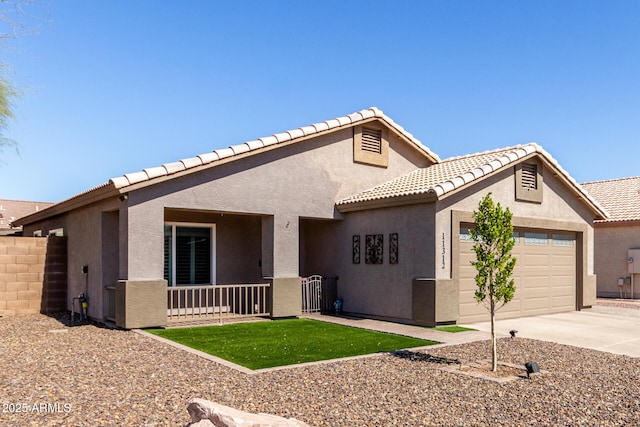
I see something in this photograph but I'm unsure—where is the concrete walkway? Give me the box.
[302,313,490,349]
[304,298,640,358]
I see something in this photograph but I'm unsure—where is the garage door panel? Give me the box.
[551,275,575,288]
[521,288,550,300]
[498,300,522,314]
[459,302,487,322]
[523,254,551,267]
[458,228,576,323]
[459,277,476,294]
[552,255,574,267]
[553,295,574,308]
[524,296,551,310]
[551,286,574,297]
[522,276,550,290]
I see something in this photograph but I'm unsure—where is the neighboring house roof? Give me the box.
[337,143,609,219]
[14,107,440,226]
[0,199,53,230]
[581,176,640,223]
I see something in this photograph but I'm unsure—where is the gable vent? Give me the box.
[361,127,382,154]
[521,164,537,189]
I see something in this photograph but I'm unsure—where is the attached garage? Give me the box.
[458,227,577,323]
[339,141,607,326]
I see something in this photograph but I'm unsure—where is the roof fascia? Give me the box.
[12,183,120,226]
[594,219,640,227]
[532,153,609,220]
[336,191,437,213]
[373,116,440,164]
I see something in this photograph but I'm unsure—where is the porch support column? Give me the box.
[118,200,129,280]
[115,279,167,329]
[412,278,458,326]
[262,214,301,318]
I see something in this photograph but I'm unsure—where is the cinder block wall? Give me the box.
[0,236,67,316]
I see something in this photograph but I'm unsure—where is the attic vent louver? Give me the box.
[521,164,537,189]
[361,127,382,154]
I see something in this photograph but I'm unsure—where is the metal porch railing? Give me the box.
[167,283,270,322]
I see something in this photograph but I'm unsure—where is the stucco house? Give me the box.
[581,177,640,299]
[14,107,607,328]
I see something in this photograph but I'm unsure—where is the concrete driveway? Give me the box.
[464,307,640,357]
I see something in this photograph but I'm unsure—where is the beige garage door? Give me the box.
[458,227,576,324]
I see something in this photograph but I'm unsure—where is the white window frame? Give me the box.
[49,228,64,236]
[164,222,216,287]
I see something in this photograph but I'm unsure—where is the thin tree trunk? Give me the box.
[491,299,497,372]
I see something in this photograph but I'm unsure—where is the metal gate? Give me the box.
[301,275,322,313]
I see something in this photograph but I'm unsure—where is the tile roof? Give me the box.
[109,107,440,189]
[0,199,54,230]
[338,143,608,219]
[581,177,640,223]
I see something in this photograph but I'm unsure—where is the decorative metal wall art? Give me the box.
[352,235,361,264]
[365,234,384,264]
[389,233,398,264]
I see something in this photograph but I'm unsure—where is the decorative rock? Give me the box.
[187,398,312,427]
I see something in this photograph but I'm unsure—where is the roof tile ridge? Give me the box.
[440,143,537,163]
[337,166,431,204]
[368,106,441,163]
[530,143,611,219]
[430,144,537,197]
[109,107,437,190]
[581,176,640,185]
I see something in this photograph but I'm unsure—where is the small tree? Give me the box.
[470,193,517,372]
[0,74,17,156]
[0,0,45,161]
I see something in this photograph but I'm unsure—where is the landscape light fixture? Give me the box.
[524,361,540,379]
[509,329,517,338]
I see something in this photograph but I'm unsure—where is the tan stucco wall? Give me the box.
[124,126,431,282]
[594,223,640,298]
[334,203,436,322]
[23,198,121,321]
[299,218,340,278]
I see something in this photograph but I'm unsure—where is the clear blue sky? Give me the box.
[2,0,639,202]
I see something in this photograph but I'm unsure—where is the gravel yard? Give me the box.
[1,313,639,426]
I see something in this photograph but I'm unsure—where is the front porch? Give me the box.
[102,207,341,328]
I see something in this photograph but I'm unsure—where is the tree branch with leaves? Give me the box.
[0,73,17,156]
[0,0,44,162]
[470,193,517,372]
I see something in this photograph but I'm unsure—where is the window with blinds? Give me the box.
[164,225,212,286]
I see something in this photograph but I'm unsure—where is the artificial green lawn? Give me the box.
[147,318,437,370]
[433,325,476,333]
